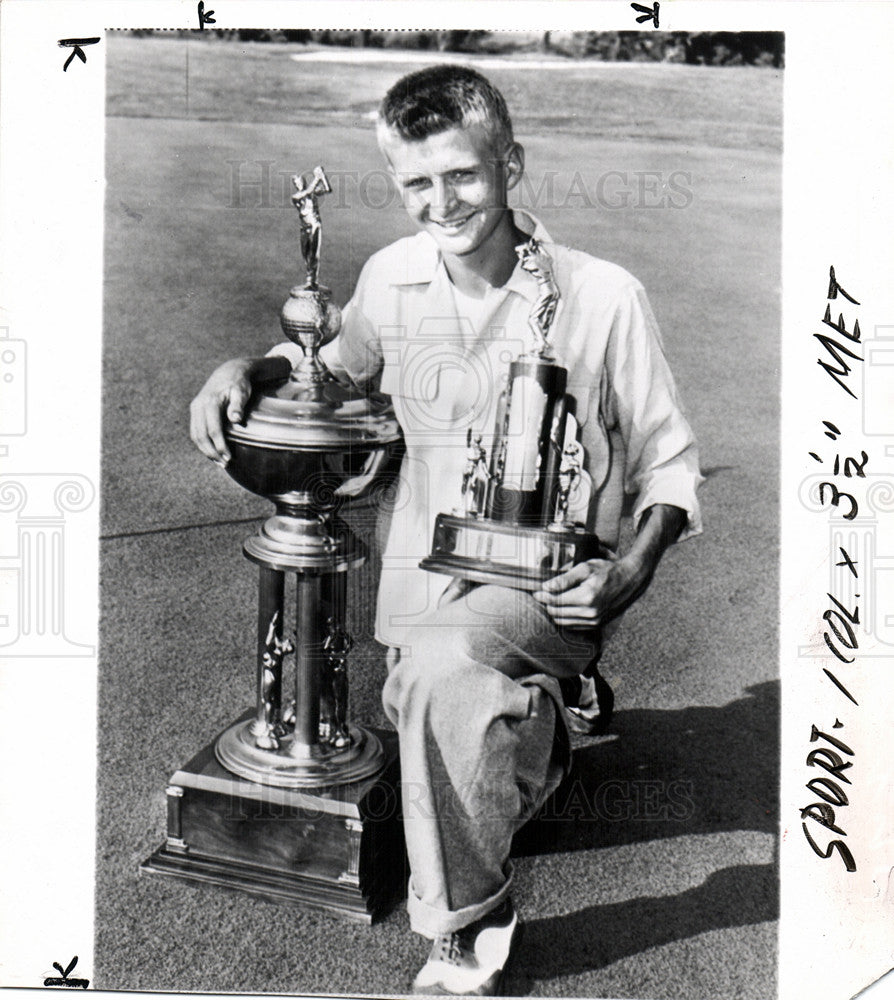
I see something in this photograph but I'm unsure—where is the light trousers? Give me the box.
[381,583,599,938]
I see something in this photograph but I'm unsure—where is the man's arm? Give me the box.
[189,354,291,465]
[532,503,687,628]
[533,274,702,629]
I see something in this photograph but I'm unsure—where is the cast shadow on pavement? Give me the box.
[513,679,779,857]
[506,681,778,992]
[505,861,777,992]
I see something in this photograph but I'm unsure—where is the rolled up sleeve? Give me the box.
[605,283,703,542]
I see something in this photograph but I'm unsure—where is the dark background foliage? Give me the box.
[127,29,785,68]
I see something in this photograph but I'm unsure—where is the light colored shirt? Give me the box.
[270,212,702,648]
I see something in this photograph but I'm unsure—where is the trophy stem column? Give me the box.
[291,574,324,755]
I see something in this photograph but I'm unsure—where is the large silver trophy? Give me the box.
[142,168,406,922]
[420,239,603,589]
[217,165,400,786]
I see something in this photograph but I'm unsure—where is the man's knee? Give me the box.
[381,627,467,721]
[406,622,470,673]
[426,585,554,668]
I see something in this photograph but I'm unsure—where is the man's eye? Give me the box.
[404,178,429,190]
[451,170,476,181]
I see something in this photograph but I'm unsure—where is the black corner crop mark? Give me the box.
[631,2,659,28]
[197,1,216,29]
[58,37,100,72]
[44,956,89,989]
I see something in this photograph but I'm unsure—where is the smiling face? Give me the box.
[380,124,524,265]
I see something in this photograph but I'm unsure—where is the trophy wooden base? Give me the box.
[421,512,604,590]
[140,715,407,924]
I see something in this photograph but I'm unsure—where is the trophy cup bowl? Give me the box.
[223,378,401,575]
[222,270,401,576]
[224,381,400,510]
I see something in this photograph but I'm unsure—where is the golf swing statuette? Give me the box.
[420,238,603,589]
[141,168,406,921]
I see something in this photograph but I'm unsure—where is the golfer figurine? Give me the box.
[291,166,332,291]
[460,430,490,516]
[553,441,583,527]
[250,610,294,750]
[281,166,342,382]
[320,617,353,749]
[517,237,560,359]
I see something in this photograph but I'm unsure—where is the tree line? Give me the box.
[131,29,784,67]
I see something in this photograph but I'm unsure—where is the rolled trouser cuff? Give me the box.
[406,865,514,939]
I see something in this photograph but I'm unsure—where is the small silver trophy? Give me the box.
[420,238,603,590]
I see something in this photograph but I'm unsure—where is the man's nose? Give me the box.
[429,178,459,215]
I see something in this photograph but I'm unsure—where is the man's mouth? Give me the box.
[430,213,475,233]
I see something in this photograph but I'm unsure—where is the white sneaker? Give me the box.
[412,900,522,996]
[565,672,614,735]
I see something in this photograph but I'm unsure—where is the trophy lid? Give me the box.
[226,377,400,452]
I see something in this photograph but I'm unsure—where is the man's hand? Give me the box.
[532,554,649,628]
[189,356,290,465]
[532,504,688,628]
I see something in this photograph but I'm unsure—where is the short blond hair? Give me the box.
[377,65,514,153]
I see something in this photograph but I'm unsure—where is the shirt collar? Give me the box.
[389,209,554,298]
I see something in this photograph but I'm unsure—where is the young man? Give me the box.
[190,65,702,996]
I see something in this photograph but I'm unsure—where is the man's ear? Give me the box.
[383,162,408,204]
[376,125,401,190]
[504,142,525,192]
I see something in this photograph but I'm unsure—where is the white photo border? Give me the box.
[0,3,892,999]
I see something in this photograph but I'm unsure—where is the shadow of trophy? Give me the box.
[141,167,406,923]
